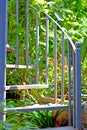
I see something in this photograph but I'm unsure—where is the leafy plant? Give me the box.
[27,110,61,128]
[6,95,61,129]
[5,0,87,128]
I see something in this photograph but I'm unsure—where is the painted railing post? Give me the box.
[54,23,57,103]
[0,0,7,120]
[46,15,49,84]
[26,0,29,67]
[16,0,19,67]
[61,31,64,104]
[36,8,39,84]
[68,41,72,126]
[73,50,76,128]
[75,42,81,130]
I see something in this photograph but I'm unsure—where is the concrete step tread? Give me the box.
[6,103,68,112]
[39,126,77,130]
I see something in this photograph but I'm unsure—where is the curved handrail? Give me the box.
[28,7,76,51]
[45,13,76,51]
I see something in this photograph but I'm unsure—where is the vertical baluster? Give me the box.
[75,43,81,130]
[54,23,57,103]
[0,0,7,121]
[16,0,19,66]
[26,0,29,68]
[61,31,64,104]
[46,15,49,84]
[4,0,8,121]
[6,0,8,53]
[36,8,39,84]
[68,41,72,126]
[73,50,76,128]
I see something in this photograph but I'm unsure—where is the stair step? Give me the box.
[39,126,77,130]
[5,84,54,90]
[6,64,33,69]
[6,104,68,112]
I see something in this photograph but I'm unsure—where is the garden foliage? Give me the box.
[5,0,87,129]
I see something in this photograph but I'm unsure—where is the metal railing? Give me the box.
[0,0,81,129]
[45,13,81,129]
